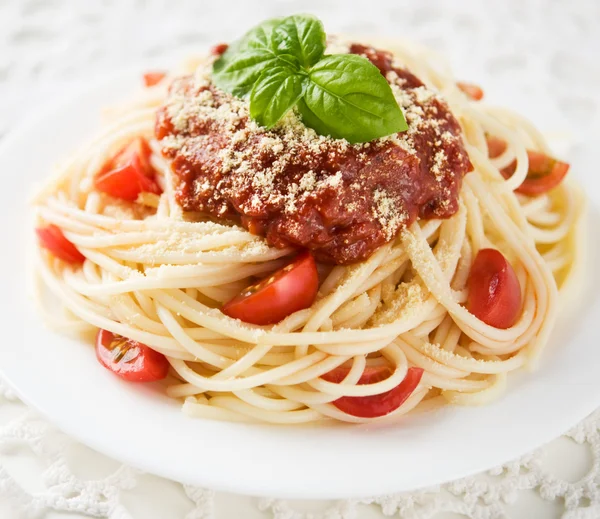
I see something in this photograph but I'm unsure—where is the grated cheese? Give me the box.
[156,39,472,261]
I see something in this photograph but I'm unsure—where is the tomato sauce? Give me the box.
[156,43,472,264]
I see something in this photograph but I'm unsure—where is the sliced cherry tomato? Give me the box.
[221,251,319,325]
[36,225,85,264]
[95,164,160,201]
[143,71,166,87]
[322,366,424,418]
[486,135,507,159]
[486,136,569,196]
[458,82,484,101]
[513,151,569,197]
[466,248,522,329]
[210,43,229,56]
[95,137,162,201]
[95,329,169,382]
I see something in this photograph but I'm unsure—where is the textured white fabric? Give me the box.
[1,382,599,519]
[2,0,599,517]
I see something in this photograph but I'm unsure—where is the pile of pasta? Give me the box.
[33,40,585,424]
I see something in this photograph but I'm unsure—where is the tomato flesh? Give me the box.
[322,366,424,418]
[95,329,169,382]
[486,136,569,196]
[466,248,522,329]
[221,251,319,325]
[36,225,85,264]
[143,72,166,87]
[95,137,162,201]
[457,82,484,101]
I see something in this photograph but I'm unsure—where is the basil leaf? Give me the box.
[250,66,305,129]
[298,54,408,143]
[272,14,326,68]
[213,15,409,143]
[213,17,305,97]
[213,49,276,97]
[240,17,282,52]
[213,50,300,98]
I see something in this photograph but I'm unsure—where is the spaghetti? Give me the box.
[32,34,585,424]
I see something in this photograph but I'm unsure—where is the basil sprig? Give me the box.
[212,15,408,143]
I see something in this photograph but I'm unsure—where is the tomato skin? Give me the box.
[457,82,484,101]
[95,329,169,382]
[221,252,319,325]
[322,366,424,418]
[486,137,569,195]
[95,137,162,201]
[466,249,522,329]
[143,72,166,87]
[36,225,85,264]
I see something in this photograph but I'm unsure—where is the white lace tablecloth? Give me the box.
[2,1,600,517]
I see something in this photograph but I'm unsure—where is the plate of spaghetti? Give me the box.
[0,14,598,498]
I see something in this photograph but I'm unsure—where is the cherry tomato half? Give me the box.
[514,151,570,197]
[321,366,424,418]
[486,136,569,196]
[457,82,484,101]
[95,137,162,201]
[143,72,166,87]
[95,329,169,382]
[221,251,319,325]
[36,225,85,264]
[466,248,522,329]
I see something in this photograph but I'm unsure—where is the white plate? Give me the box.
[0,69,599,500]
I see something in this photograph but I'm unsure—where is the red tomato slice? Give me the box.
[514,151,570,197]
[210,43,229,56]
[118,137,153,172]
[95,163,161,201]
[322,366,424,418]
[143,72,166,87]
[95,329,169,382]
[458,82,484,101]
[36,225,85,264]
[95,137,162,201]
[221,251,319,325]
[486,137,569,195]
[466,248,522,329]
